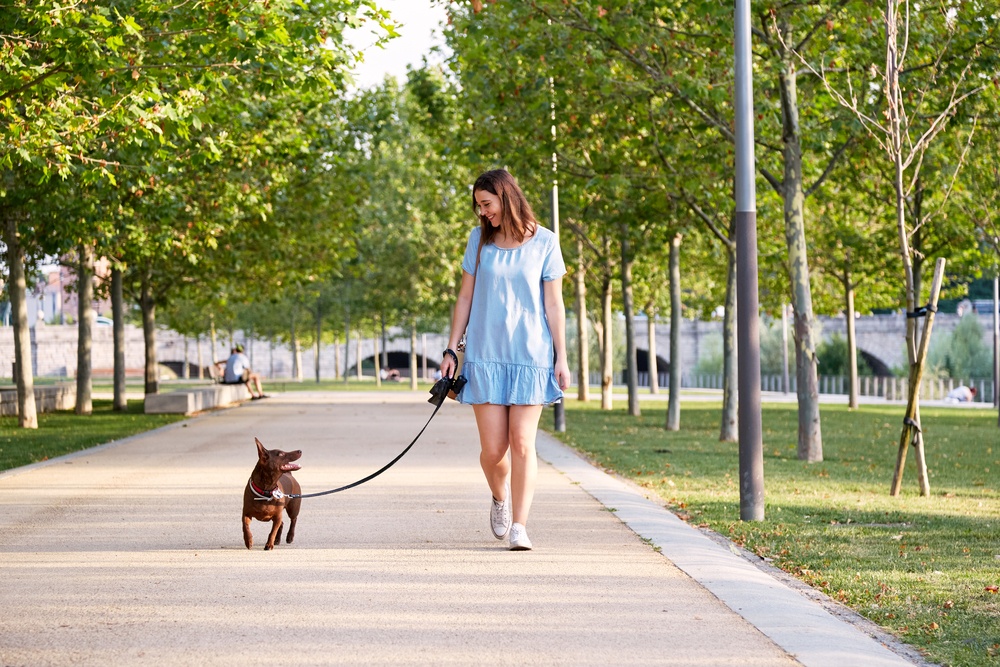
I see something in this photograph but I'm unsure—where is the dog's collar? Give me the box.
[249,479,284,501]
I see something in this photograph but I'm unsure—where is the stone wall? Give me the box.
[1,310,995,381]
[634,312,996,373]
[0,324,451,381]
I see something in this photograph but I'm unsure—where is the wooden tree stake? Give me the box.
[890,257,946,496]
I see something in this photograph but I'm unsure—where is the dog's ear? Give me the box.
[255,437,268,464]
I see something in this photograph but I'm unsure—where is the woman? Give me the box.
[440,169,569,551]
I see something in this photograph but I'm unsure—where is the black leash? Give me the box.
[268,399,444,501]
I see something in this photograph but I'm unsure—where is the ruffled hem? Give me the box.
[457,361,563,406]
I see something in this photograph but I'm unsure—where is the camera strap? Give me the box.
[285,399,443,500]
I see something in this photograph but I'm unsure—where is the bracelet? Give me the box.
[443,349,459,365]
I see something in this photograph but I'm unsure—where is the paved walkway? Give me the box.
[0,392,928,666]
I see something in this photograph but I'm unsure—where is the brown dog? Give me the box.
[242,437,302,550]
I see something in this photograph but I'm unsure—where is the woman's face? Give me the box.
[474,189,502,228]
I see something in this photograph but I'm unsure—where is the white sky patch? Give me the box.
[346,0,451,90]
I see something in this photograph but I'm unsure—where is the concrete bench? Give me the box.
[0,384,77,416]
[144,384,252,415]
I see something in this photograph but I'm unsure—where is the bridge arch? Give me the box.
[351,351,440,378]
[858,349,893,377]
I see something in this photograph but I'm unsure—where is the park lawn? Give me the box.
[0,400,186,471]
[544,400,1000,667]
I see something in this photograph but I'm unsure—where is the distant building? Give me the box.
[28,260,112,327]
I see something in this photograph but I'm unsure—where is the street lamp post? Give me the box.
[549,73,566,433]
[735,0,764,520]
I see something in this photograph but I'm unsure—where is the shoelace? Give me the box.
[491,497,507,524]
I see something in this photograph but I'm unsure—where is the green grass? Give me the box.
[0,400,186,471]
[543,400,1000,667]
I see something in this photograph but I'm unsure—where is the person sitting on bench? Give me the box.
[223,344,267,399]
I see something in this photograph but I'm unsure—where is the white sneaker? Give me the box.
[509,523,532,551]
[490,483,511,539]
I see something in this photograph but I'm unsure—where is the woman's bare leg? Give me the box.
[507,405,544,526]
[472,404,511,502]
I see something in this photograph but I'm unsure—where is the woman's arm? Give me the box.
[442,270,476,378]
[544,276,570,390]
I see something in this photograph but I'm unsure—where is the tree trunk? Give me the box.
[421,333,428,381]
[208,314,219,381]
[779,51,823,461]
[886,2,931,496]
[111,267,127,409]
[845,278,859,409]
[667,233,682,431]
[383,316,390,371]
[993,276,999,420]
[621,234,639,417]
[910,182,925,304]
[410,320,419,390]
[575,239,590,402]
[139,274,158,395]
[356,334,362,380]
[647,311,659,395]
[196,336,204,381]
[600,275,614,410]
[3,210,38,428]
[781,303,790,393]
[75,243,94,415]
[720,240,738,442]
[373,324,381,388]
[334,334,341,379]
[314,298,322,383]
[343,306,350,383]
[291,308,302,382]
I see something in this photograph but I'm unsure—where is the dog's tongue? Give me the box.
[281,463,301,472]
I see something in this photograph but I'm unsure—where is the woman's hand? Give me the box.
[441,347,460,379]
[441,354,456,379]
[554,358,571,391]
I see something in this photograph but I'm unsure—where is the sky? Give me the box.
[346,0,450,89]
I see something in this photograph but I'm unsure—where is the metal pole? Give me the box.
[548,72,566,432]
[735,0,764,521]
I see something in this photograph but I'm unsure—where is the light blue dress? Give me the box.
[457,225,566,406]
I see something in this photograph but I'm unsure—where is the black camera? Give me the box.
[428,374,468,407]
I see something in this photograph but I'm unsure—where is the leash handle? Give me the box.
[287,400,444,499]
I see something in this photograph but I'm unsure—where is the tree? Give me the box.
[2,0,395,423]
[809,147,899,407]
[782,0,999,491]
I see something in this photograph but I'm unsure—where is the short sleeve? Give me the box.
[460,227,482,275]
[541,233,566,282]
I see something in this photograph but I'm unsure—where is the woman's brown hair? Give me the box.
[471,169,538,247]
